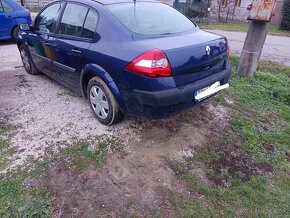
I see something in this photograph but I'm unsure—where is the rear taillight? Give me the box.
[225,37,230,58]
[125,49,172,78]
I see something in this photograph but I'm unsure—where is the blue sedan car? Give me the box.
[17,0,231,125]
[0,0,31,41]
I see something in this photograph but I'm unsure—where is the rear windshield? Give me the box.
[106,2,195,35]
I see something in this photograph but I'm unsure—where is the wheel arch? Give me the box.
[81,64,126,112]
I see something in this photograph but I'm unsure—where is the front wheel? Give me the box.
[19,44,39,75]
[87,77,123,125]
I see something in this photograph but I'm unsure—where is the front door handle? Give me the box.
[71,49,82,55]
[44,42,51,47]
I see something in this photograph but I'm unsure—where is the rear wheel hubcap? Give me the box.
[90,85,109,119]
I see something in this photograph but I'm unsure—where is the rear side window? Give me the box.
[82,10,98,39]
[35,3,63,33]
[59,3,88,37]
[1,0,13,13]
[107,3,195,35]
[59,3,98,39]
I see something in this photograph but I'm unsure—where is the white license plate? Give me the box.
[194,81,221,101]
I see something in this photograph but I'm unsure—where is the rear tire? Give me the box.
[19,44,39,75]
[87,77,123,125]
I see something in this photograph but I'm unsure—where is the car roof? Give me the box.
[91,0,157,5]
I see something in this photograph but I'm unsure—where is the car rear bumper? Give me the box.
[132,64,231,117]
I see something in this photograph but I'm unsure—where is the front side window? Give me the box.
[35,3,63,33]
[2,0,13,13]
[59,3,88,37]
[107,3,195,35]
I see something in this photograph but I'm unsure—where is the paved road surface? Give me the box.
[205,30,290,66]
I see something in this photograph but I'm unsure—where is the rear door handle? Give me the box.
[71,49,82,55]
[44,42,51,46]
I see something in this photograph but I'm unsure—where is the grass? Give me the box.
[0,124,19,171]
[0,159,53,217]
[199,23,290,37]
[60,135,118,170]
[172,57,290,217]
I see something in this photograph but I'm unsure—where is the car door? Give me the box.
[27,2,64,77]
[0,0,14,39]
[50,3,98,92]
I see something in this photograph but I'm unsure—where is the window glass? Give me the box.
[0,1,4,13]
[107,3,195,35]
[35,3,63,33]
[2,0,13,13]
[59,3,88,37]
[82,9,98,39]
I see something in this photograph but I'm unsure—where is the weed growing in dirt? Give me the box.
[60,135,119,170]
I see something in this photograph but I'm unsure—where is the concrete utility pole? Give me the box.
[238,0,277,78]
[238,21,270,77]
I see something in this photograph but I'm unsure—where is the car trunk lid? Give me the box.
[132,29,228,86]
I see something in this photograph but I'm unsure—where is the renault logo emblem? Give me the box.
[206,46,211,55]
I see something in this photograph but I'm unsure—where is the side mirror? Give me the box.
[19,23,31,31]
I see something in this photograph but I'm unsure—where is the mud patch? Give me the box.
[44,106,213,217]
[209,145,273,186]
[48,144,190,217]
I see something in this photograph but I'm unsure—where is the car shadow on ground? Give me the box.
[0,40,15,46]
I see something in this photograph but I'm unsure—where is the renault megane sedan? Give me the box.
[17,0,231,125]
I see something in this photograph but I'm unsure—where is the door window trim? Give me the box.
[34,1,64,35]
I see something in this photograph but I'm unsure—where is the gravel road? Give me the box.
[0,42,135,171]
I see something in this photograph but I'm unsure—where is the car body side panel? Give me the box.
[26,32,56,75]
[50,37,91,93]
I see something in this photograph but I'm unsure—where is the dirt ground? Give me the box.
[0,42,231,217]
